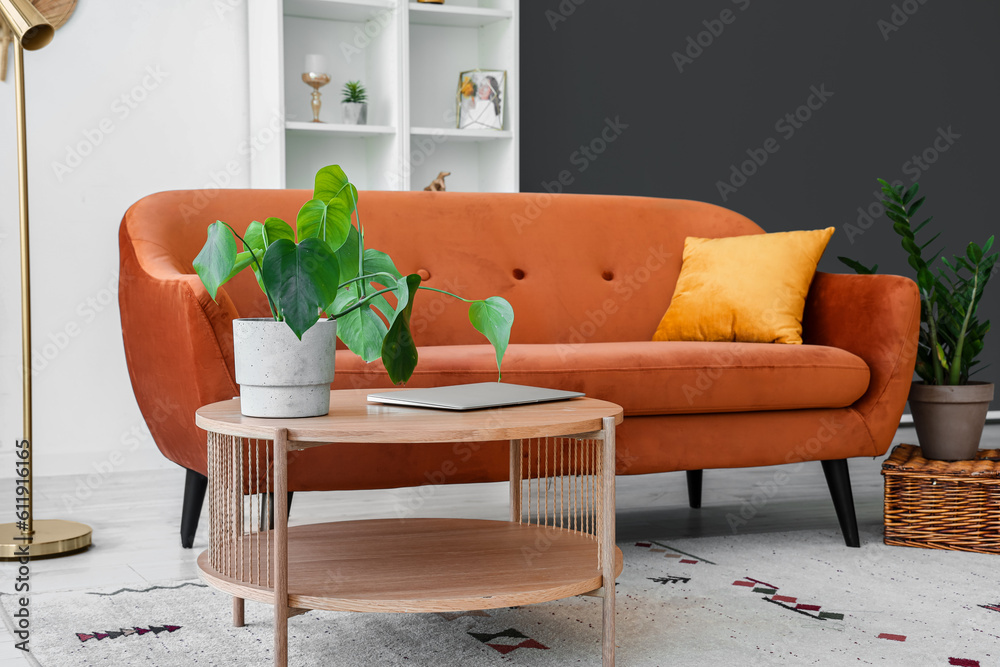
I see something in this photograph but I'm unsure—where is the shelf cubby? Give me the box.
[250,0,518,191]
[285,0,395,22]
[408,3,511,28]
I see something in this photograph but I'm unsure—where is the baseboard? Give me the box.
[899,410,1000,425]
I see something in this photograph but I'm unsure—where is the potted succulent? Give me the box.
[341,80,367,125]
[193,165,513,418]
[839,179,997,460]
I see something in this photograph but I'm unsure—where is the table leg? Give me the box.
[600,417,616,667]
[509,439,522,522]
[233,596,244,627]
[273,428,289,667]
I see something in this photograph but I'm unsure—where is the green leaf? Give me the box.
[919,231,941,251]
[296,198,352,253]
[330,288,388,362]
[837,256,877,275]
[313,165,359,213]
[902,183,919,205]
[193,221,237,300]
[332,225,361,284]
[381,274,422,384]
[888,213,910,228]
[917,267,936,293]
[907,196,926,219]
[912,216,933,234]
[243,221,265,253]
[967,243,984,264]
[261,238,341,339]
[363,248,403,285]
[936,343,950,372]
[263,217,295,245]
[885,202,907,217]
[226,251,255,283]
[469,297,515,380]
[245,217,295,254]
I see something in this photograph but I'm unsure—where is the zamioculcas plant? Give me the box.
[193,165,514,384]
[839,179,997,385]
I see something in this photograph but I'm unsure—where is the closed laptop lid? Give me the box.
[367,382,584,411]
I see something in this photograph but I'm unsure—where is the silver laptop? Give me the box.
[367,382,584,411]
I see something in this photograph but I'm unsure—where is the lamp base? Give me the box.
[0,520,92,559]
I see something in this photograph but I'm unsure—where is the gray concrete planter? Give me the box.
[342,102,367,125]
[233,318,337,418]
[908,381,994,461]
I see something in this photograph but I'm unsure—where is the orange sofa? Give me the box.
[119,190,919,548]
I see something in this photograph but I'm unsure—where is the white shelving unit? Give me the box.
[249,0,519,193]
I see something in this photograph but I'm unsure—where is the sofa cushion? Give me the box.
[653,227,835,345]
[333,340,870,416]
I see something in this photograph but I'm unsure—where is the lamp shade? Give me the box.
[0,0,54,50]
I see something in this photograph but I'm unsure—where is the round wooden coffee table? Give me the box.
[195,389,624,666]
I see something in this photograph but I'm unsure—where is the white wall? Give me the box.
[0,1,250,479]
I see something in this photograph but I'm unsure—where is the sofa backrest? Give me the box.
[123,189,763,346]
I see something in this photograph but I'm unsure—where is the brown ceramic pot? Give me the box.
[908,381,994,461]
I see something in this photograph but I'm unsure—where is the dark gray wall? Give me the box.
[521,0,999,383]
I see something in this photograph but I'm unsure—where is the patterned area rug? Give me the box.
[2,525,996,666]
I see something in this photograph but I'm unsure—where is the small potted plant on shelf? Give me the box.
[341,81,367,125]
[193,164,513,418]
[839,179,997,460]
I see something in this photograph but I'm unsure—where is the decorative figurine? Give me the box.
[424,171,451,191]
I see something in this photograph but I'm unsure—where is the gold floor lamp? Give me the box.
[0,0,91,558]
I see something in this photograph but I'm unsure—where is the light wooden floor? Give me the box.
[1,423,996,665]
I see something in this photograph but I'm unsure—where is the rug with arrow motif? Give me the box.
[1,525,995,666]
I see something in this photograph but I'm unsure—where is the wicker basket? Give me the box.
[882,444,1000,554]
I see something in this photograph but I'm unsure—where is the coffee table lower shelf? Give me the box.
[197,518,624,613]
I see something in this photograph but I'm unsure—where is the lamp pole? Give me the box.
[0,0,91,559]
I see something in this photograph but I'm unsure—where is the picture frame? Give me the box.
[456,69,506,131]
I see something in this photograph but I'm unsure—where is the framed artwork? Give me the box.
[456,69,506,131]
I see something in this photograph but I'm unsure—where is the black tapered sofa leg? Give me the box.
[181,469,208,549]
[686,470,704,509]
[259,492,295,531]
[821,459,860,548]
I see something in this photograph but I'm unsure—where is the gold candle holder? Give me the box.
[302,72,331,123]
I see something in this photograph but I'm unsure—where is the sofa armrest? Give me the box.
[119,222,241,474]
[802,272,920,453]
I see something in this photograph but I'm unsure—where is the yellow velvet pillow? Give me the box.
[652,227,835,345]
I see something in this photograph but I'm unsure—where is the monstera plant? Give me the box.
[193,165,514,417]
[839,179,996,460]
